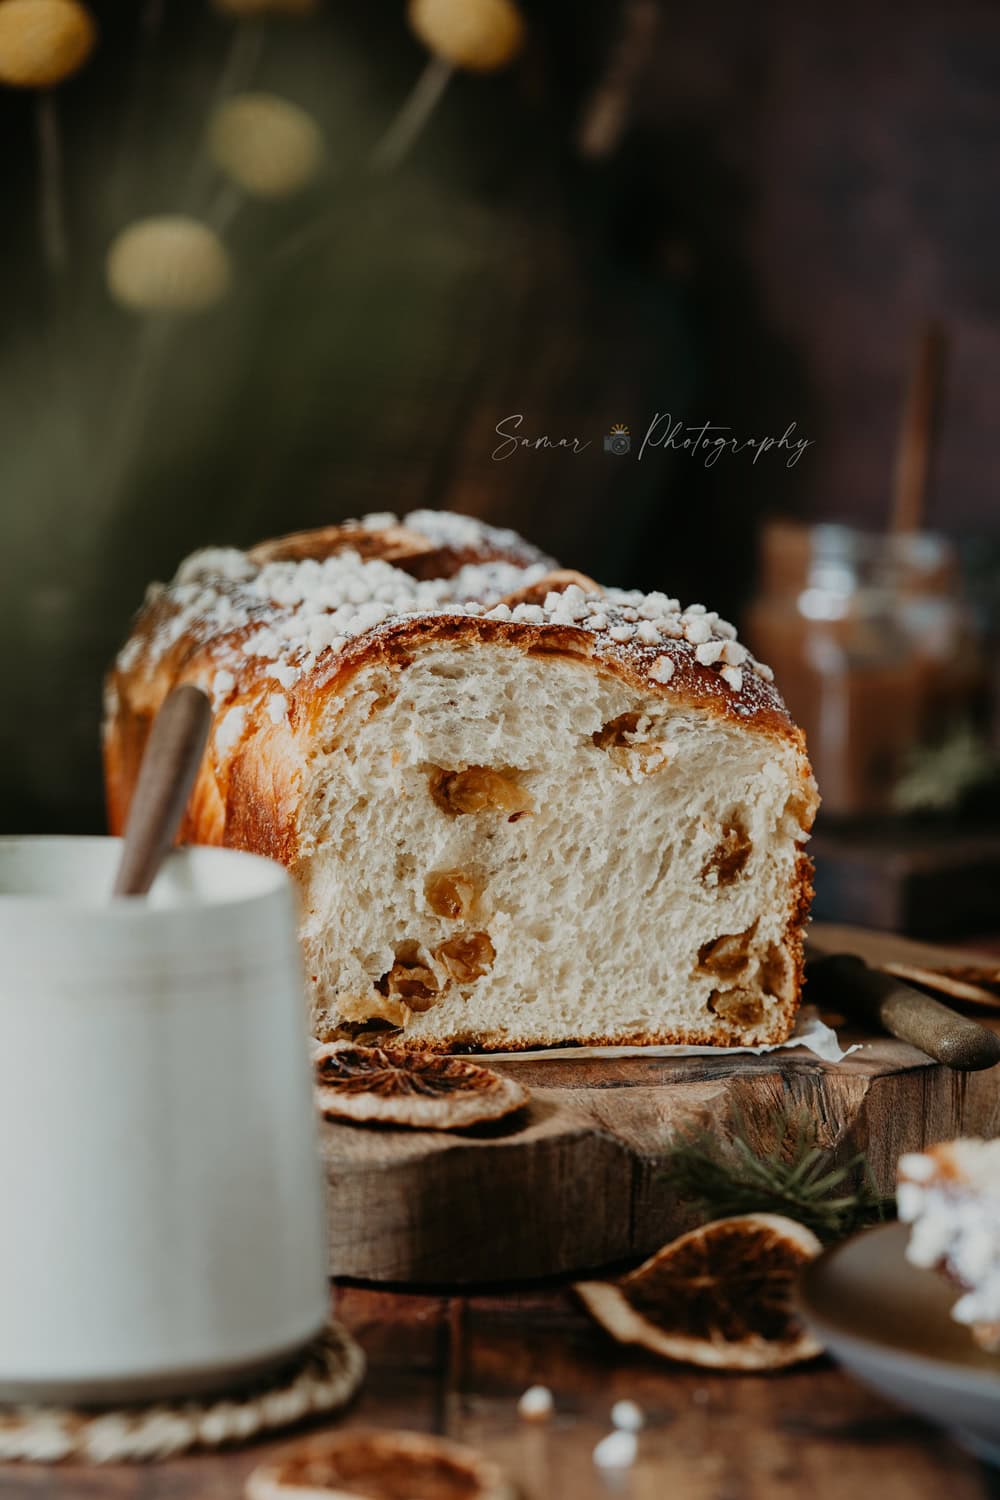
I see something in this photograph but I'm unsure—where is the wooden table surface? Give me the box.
[4,1282,999,1500]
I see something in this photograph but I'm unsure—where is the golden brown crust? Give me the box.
[247,515,553,578]
[338,1024,793,1054]
[499,567,600,606]
[104,513,817,1052]
[107,617,805,822]
[106,611,809,868]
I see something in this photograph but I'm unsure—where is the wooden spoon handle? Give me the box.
[112,685,213,898]
[890,320,946,535]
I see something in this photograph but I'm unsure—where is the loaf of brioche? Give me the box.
[104,510,817,1050]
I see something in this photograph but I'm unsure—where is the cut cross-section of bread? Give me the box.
[104,509,818,1051]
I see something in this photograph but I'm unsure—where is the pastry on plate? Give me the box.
[105,509,817,1051]
[898,1139,1000,1351]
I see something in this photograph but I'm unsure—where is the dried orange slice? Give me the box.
[245,1428,518,1500]
[314,1042,530,1129]
[576,1213,823,1370]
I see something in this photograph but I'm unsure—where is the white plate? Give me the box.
[799,1221,1000,1464]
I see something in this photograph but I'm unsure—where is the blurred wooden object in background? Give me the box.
[891,321,947,536]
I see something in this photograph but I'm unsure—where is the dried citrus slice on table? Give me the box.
[246,1428,518,1500]
[314,1042,530,1129]
[576,1213,824,1370]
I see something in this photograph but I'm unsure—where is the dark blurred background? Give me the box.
[1,0,998,929]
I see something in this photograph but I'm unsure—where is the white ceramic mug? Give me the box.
[0,836,329,1402]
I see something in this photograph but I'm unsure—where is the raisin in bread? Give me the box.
[104,509,818,1051]
[898,1140,1000,1351]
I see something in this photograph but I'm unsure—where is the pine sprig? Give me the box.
[663,1106,895,1243]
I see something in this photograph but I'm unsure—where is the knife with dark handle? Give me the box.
[805,946,1000,1072]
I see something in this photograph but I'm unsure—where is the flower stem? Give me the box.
[110,0,166,221]
[186,21,265,210]
[207,180,244,234]
[36,93,68,276]
[370,55,453,173]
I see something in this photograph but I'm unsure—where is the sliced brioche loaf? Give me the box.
[104,509,817,1050]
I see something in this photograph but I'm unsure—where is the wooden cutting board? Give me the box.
[321,925,1000,1286]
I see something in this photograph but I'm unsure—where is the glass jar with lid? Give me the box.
[746,522,988,820]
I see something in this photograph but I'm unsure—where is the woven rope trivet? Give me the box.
[0,1321,365,1464]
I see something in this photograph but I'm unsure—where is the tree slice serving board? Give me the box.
[321,925,1000,1285]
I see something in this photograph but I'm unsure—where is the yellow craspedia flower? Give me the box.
[106,216,231,315]
[208,93,323,199]
[211,0,319,16]
[0,0,96,88]
[407,0,524,72]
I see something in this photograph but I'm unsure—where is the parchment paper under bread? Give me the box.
[485,1008,857,1064]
